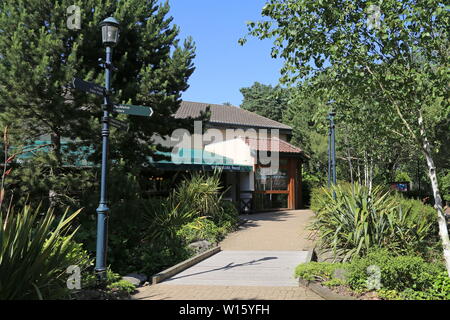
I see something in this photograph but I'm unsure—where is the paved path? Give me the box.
[134,284,320,300]
[134,210,321,300]
[221,210,316,251]
[160,251,310,286]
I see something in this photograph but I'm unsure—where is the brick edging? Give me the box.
[152,246,221,285]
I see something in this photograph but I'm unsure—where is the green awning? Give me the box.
[15,142,253,172]
[150,148,252,172]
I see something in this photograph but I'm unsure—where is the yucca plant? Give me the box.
[143,200,197,244]
[0,205,81,299]
[311,183,436,261]
[171,171,224,218]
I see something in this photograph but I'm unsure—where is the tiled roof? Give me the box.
[243,137,303,154]
[175,101,292,131]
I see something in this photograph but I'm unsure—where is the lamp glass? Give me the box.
[102,24,119,45]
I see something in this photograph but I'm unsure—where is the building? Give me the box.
[17,101,306,212]
[151,101,306,212]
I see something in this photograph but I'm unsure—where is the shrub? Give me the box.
[76,171,238,277]
[0,205,81,299]
[346,249,443,292]
[177,215,236,245]
[400,272,450,300]
[170,170,224,219]
[301,172,322,208]
[213,200,239,226]
[310,183,437,260]
[143,198,198,245]
[139,244,193,276]
[438,169,450,204]
[295,262,345,282]
[106,270,136,295]
[75,166,147,274]
[177,217,221,244]
[310,186,328,213]
[295,250,449,300]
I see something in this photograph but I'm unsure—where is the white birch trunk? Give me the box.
[344,132,354,184]
[357,161,362,185]
[419,114,450,277]
[363,151,369,188]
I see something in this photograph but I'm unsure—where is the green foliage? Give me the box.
[401,272,450,300]
[139,244,193,277]
[177,215,235,245]
[311,183,437,260]
[282,85,330,183]
[295,262,345,282]
[240,82,290,123]
[377,289,402,300]
[170,171,224,219]
[107,279,136,295]
[62,237,94,275]
[244,1,450,274]
[296,249,449,300]
[143,198,198,246]
[0,205,81,299]
[71,267,136,299]
[106,270,136,295]
[394,171,412,182]
[438,169,450,204]
[300,172,323,208]
[76,171,239,277]
[177,217,221,244]
[0,0,196,210]
[214,200,240,226]
[309,186,327,214]
[346,249,442,292]
[74,165,146,274]
[142,171,231,244]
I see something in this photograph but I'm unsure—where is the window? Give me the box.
[255,167,288,191]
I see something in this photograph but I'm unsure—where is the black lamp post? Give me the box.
[95,17,119,281]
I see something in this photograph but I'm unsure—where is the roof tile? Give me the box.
[175,101,292,131]
[243,137,303,154]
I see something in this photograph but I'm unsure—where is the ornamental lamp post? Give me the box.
[100,17,120,46]
[95,17,119,281]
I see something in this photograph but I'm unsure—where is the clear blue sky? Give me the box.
[168,0,283,107]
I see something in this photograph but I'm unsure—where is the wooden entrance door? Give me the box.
[254,158,298,210]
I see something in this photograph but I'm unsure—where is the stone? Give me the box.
[188,240,212,253]
[122,273,148,287]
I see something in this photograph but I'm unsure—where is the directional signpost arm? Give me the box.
[113,104,153,117]
[72,77,106,96]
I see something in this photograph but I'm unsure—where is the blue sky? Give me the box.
[168,0,283,106]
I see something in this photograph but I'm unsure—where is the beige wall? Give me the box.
[204,138,255,167]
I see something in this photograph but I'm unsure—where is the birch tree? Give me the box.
[242,0,450,275]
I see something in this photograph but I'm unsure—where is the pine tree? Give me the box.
[0,0,196,206]
[240,82,290,123]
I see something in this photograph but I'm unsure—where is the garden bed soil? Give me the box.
[300,279,382,300]
[326,284,381,300]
